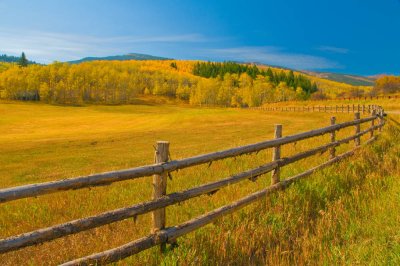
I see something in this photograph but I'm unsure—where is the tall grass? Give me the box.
[0,101,398,265]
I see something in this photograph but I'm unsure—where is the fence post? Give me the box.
[370,110,376,138]
[362,104,365,114]
[271,125,282,185]
[152,141,170,251]
[330,117,336,159]
[354,113,360,146]
[347,105,350,113]
[378,109,384,132]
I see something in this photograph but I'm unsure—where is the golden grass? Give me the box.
[0,100,399,265]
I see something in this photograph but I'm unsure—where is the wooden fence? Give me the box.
[339,95,399,101]
[252,104,385,115]
[307,94,399,101]
[0,108,386,265]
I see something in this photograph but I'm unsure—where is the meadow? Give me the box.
[0,100,399,265]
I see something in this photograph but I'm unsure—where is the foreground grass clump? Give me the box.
[0,101,398,265]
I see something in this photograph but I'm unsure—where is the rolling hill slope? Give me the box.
[302,70,375,86]
[67,53,169,64]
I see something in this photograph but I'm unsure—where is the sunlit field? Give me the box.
[0,100,399,265]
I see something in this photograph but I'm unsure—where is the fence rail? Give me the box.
[0,107,386,265]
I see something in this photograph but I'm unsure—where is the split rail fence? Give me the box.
[338,95,399,101]
[0,107,386,265]
[252,104,385,114]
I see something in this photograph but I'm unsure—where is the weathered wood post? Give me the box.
[352,104,355,112]
[330,117,336,159]
[347,105,350,113]
[271,124,282,185]
[362,104,365,114]
[152,141,169,251]
[370,110,376,138]
[378,109,384,132]
[354,113,361,146]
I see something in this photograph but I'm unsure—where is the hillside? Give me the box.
[67,53,169,64]
[0,59,378,105]
[302,70,375,86]
[256,65,373,98]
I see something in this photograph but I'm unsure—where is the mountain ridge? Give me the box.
[67,53,169,64]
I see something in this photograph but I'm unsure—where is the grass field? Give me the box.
[0,100,399,265]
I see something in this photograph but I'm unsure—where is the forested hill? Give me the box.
[0,54,37,64]
[0,60,322,106]
[192,62,318,96]
[68,53,169,64]
[0,60,382,106]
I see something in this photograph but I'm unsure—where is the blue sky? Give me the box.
[1,0,399,75]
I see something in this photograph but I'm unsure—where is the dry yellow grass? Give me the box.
[0,100,398,265]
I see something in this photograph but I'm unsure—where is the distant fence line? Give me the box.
[252,104,385,115]
[311,94,399,101]
[261,94,399,104]
[339,95,399,101]
[0,107,386,265]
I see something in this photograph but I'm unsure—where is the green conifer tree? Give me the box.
[18,52,28,67]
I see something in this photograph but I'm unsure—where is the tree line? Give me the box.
[0,52,35,66]
[373,75,400,95]
[193,61,318,96]
[0,59,322,106]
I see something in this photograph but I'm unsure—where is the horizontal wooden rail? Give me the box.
[0,116,378,203]
[61,138,376,266]
[0,123,381,254]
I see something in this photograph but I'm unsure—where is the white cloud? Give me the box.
[317,46,349,54]
[0,28,208,63]
[204,46,341,70]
